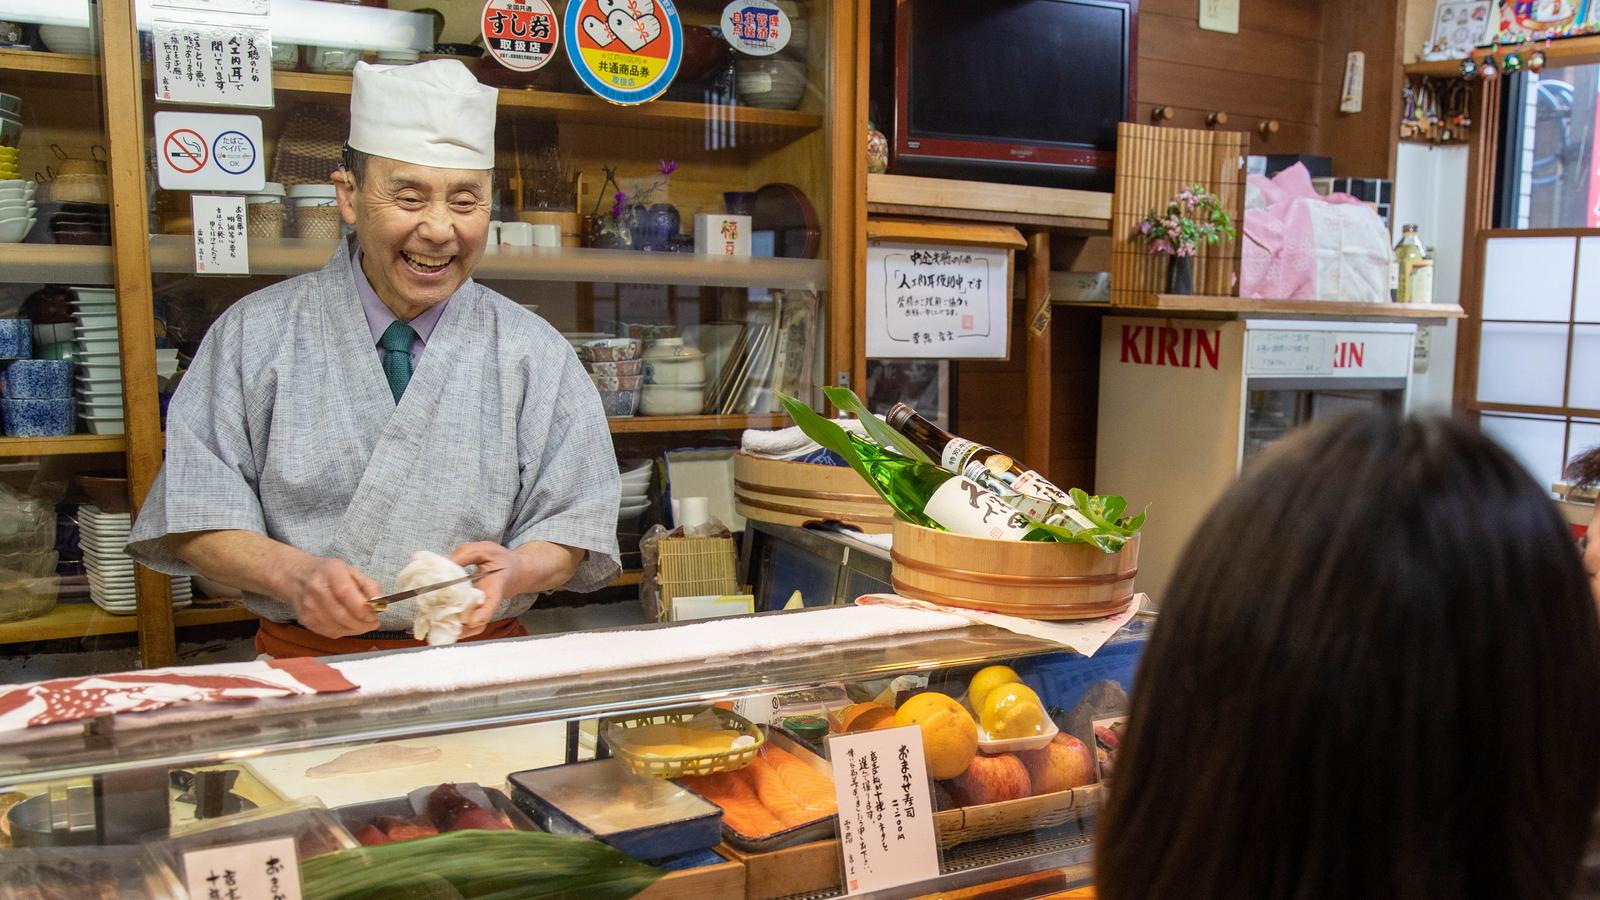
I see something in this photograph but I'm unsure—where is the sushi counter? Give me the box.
[0,607,1149,899]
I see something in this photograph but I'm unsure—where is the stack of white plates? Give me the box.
[79,504,191,614]
[619,460,651,523]
[71,287,124,435]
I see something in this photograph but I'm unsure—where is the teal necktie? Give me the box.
[379,320,417,402]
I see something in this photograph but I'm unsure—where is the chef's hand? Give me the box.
[284,556,382,638]
[448,542,521,639]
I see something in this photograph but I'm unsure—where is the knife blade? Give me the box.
[368,567,502,611]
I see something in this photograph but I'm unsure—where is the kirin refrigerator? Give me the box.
[1096,317,1416,601]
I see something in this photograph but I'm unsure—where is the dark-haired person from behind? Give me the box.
[1096,413,1600,900]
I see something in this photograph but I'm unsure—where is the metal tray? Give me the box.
[332,784,538,838]
[509,757,722,862]
[676,727,839,853]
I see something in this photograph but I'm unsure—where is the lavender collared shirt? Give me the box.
[351,247,449,365]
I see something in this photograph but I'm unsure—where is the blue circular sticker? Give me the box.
[564,0,683,106]
[212,131,257,176]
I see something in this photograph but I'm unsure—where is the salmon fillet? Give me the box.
[748,749,837,829]
[681,770,787,837]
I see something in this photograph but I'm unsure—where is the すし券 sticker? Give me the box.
[564,0,683,105]
[482,0,560,72]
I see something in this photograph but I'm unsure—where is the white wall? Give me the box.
[1393,142,1470,414]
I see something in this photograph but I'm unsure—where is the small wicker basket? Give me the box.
[603,706,765,779]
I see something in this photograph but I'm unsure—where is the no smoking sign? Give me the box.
[155,111,264,191]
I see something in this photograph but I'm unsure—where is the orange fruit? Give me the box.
[893,692,979,779]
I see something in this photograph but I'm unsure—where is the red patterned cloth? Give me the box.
[0,658,356,731]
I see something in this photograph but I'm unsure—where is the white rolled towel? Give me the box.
[741,419,869,460]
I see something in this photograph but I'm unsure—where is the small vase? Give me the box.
[587,215,632,250]
[1166,255,1195,295]
[629,203,681,252]
[866,124,889,174]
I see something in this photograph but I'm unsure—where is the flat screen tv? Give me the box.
[880,0,1138,190]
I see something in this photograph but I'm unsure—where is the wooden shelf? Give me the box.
[0,435,126,457]
[0,48,97,79]
[150,236,828,290]
[608,413,788,433]
[0,243,114,285]
[1404,34,1600,78]
[867,174,1112,233]
[0,602,257,645]
[1064,294,1467,321]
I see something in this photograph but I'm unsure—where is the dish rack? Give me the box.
[602,706,764,779]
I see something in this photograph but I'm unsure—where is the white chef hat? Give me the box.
[348,60,498,171]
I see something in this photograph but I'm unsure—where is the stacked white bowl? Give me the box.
[71,287,124,434]
[0,179,35,244]
[619,460,651,524]
[79,504,191,614]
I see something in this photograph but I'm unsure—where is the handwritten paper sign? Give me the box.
[1246,329,1328,375]
[156,111,266,191]
[183,837,301,900]
[192,195,251,275]
[866,242,1010,360]
[154,18,273,107]
[828,725,941,895]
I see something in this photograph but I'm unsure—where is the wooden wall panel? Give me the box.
[1317,0,1404,177]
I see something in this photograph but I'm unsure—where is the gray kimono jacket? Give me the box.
[127,240,622,629]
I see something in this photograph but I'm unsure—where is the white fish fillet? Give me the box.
[305,743,442,778]
[396,550,485,646]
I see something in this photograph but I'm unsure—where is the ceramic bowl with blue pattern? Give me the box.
[0,359,72,399]
[1,398,74,436]
[0,319,30,360]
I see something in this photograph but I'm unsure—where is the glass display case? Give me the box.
[0,612,1149,898]
[0,0,863,672]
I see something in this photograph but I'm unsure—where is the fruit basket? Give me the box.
[602,707,765,779]
[933,782,1103,849]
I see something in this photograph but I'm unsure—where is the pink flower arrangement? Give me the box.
[1135,183,1234,257]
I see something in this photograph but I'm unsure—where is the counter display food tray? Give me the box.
[148,796,358,874]
[676,727,838,853]
[332,783,539,836]
[0,845,183,899]
[509,757,723,861]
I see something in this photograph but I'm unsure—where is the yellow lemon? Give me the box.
[967,664,1022,711]
[893,692,979,779]
[978,682,1047,740]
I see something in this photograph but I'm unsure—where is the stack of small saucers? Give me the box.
[79,504,191,614]
[70,287,124,434]
[0,169,35,244]
[619,459,651,524]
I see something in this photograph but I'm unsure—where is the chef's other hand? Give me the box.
[286,556,382,638]
[449,542,518,639]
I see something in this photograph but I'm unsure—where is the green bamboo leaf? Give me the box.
[821,385,936,465]
[777,392,871,484]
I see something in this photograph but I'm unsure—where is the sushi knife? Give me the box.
[368,568,502,611]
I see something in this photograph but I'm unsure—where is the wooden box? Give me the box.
[890,521,1138,620]
[720,839,841,900]
[734,453,895,535]
[933,784,1102,849]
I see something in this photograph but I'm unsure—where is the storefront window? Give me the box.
[1500,62,1600,228]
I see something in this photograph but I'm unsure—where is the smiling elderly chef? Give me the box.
[126,60,621,658]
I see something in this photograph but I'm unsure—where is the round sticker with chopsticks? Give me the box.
[481,0,560,72]
[564,0,683,105]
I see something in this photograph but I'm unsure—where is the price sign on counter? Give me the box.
[866,242,1010,360]
[827,724,941,895]
[183,837,301,900]
[154,18,273,107]
[192,195,251,275]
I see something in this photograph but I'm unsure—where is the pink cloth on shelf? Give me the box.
[1242,163,1382,301]
[0,658,356,731]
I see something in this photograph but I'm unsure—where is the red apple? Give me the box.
[946,752,1031,806]
[1018,733,1096,796]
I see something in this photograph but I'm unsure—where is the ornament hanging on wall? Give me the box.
[1502,52,1523,72]
[1528,49,1547,72]
[1479,54,1499,80]
[1460,57,1478,80]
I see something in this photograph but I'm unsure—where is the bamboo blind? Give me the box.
[655,535,739,622]
[1110,123,1248,306]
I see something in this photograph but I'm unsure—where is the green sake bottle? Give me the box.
[846,433,1051,542]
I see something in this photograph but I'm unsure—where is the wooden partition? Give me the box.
[1108,123,1247,305]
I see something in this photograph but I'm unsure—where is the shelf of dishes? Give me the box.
[0,434,124,457]
[0,239,828,290]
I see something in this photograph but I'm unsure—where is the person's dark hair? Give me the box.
[340,144,370,188]
[1568,444,1600,488]
[1096,413,1600,900]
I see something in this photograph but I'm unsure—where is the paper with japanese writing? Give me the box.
[827,725,941,895]
[192,195,251,275]
[866,242,1010,359]
[154,17,273,107]
[183,837,301,900]
[156,111,266,192]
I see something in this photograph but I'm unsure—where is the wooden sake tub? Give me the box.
[733,452,895,535]
[890,520,1139,619]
